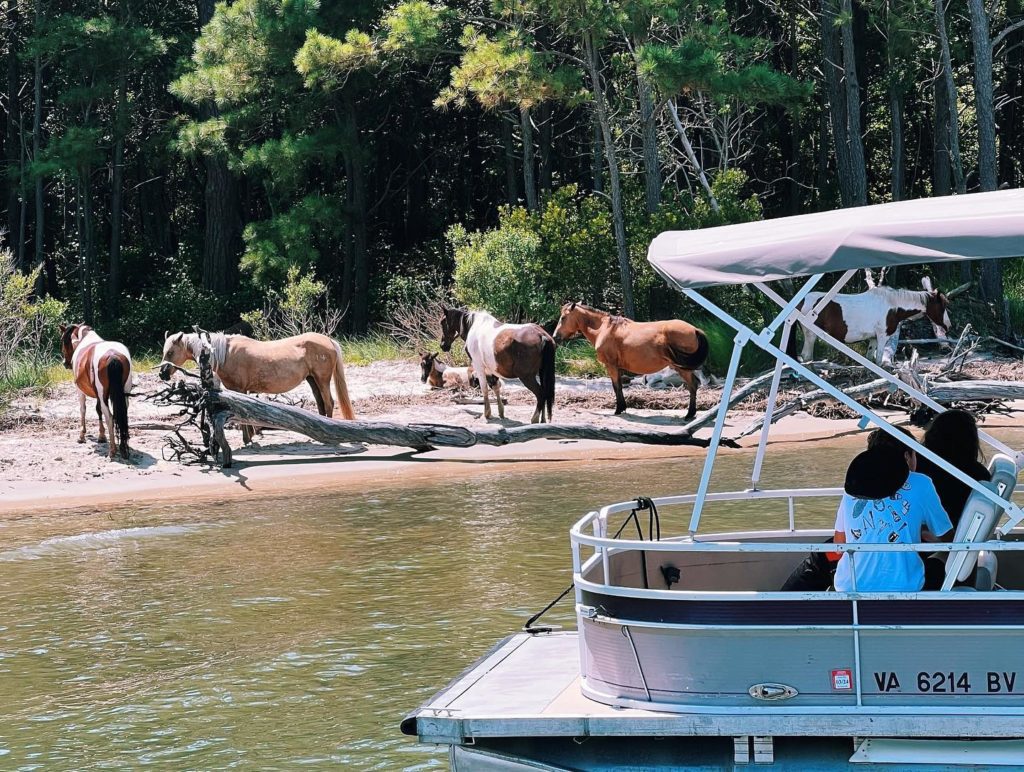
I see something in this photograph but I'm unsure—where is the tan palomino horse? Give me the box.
[552,303,708,419]
[159,331,355,432]
[60,323,133,459]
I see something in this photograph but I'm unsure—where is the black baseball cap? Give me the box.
[844,445,910,500]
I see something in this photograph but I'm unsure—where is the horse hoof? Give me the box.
[98,437,107,444]
[77,436,86,444]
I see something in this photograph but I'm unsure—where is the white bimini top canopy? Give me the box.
[649,189,1024,289]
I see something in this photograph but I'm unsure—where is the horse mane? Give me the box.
[871,286,930,307]
[204,332,230,368]
[571,303,618,320]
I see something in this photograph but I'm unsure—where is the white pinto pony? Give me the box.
[789,277,951,365]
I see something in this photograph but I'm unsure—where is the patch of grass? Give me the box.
[339,334,414,365]
[0,358,67,406]
[555,339,604,377]
[694,316,777,377]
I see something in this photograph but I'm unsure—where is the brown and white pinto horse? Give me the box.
[553,303,709,419]
[439,308,556,423]
[788,278,951,365]
[60,323,133,459]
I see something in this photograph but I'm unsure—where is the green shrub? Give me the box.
[449,184,617,324]
[0,250,68,400]
[109,268,224,349]
[242,266,344,339]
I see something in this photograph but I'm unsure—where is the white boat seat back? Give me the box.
[988,453,1019,501]
[941,457,1019,589]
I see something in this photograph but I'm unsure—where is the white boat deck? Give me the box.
[403,632,1024,745]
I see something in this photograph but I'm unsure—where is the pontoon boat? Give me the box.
[403,190,1024,769]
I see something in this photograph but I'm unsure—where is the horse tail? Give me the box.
[107,357,130,459]
[330,339,356,420]
[541,334,556,421]
[668,329,709,371]
[785,297,806,358]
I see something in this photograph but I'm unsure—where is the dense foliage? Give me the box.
[1,0,1023,353]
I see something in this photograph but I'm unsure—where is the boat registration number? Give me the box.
[872,670,1019,693]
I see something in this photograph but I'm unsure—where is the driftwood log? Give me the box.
[164,350,724,469]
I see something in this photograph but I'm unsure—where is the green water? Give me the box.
[0,434,1018,770]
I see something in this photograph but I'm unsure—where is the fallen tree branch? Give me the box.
[737,378,893,439]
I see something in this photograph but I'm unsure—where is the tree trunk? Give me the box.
[839,0,868,205]
[821,0,855,206]
[584,33,635,319]
[637,66,661,214]
[32,0,43,277]
[538,102,552,193]
[890,84,904,201]
[199,0,243,295]
[345,103,369,332]
[934,0,966,193]
[342,153,355,322]
[77,175,95,324]
[932,76,952,196]
[668,100,720,213]
[590,110,603,195]
[967,0,1002,307]
[519,106,538,211]
[968,0,997,191]
[109,71,127,310]
[999,0,1023,186]
[501,113,519,205]
[6,1,22,256]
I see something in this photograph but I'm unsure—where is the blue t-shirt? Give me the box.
[833,472,953,592]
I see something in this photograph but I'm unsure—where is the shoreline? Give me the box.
[0,412,922,517]
[4,358,1023,519]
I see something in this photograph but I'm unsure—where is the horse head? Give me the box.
[921,277,951,338]
[59,323,80,369]
[439,307,469,352]
[553,302,582,344]
[159,331,190,381]
[419,351,438,383]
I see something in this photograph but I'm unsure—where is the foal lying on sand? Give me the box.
[419,352,479,390]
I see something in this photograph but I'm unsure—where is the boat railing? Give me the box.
[571,487,1024,597]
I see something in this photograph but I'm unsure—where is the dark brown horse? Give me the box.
[60,323,133,459]
[439,307,556,423]
[553,303,708,419]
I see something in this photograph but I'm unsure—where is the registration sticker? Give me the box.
[831,669,853,691]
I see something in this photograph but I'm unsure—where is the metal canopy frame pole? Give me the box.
[687,330,749,535]
[750,270,858,488]
[677,286,1023,524]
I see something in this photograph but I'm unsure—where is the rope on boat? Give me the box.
[523,496,661,634]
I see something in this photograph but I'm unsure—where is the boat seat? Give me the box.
[941,454,1019,591]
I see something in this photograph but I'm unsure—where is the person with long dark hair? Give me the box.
[916,409,991,589]
[915,409,991,529]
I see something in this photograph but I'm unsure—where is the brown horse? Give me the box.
[60,323,133,459]
[439,307,555,423]
[553,303,708,419]
[160,331,355,430]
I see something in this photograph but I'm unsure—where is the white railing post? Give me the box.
[687,328,749,535]
[751,318,793,488]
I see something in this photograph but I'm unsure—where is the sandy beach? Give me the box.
[2,357,1021,515]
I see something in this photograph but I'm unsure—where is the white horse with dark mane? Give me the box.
[788,277,951,365]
